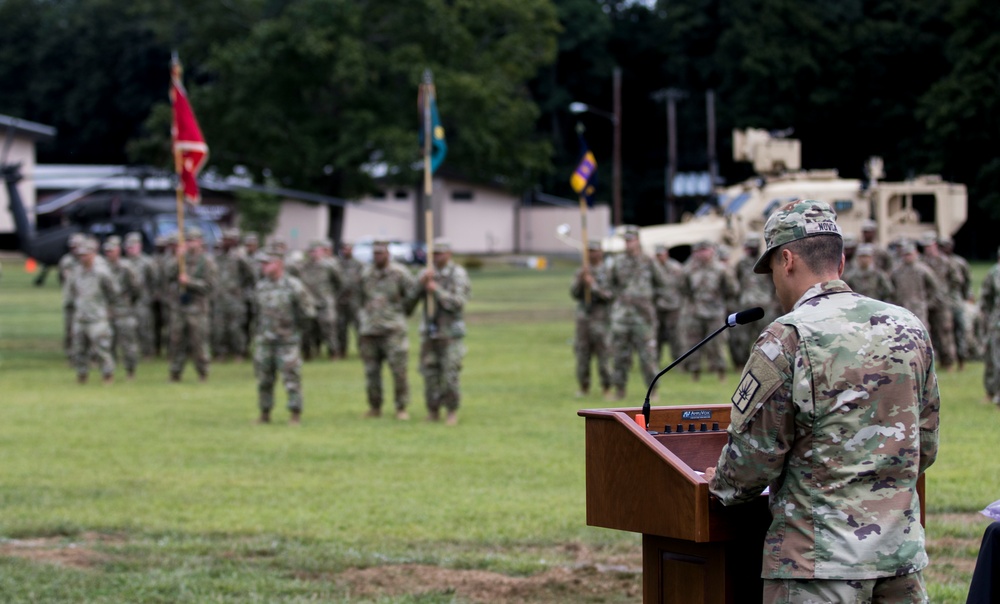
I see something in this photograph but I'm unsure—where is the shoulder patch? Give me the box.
[729,350,784,433]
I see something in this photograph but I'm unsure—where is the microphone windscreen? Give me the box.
[734,306,765,325]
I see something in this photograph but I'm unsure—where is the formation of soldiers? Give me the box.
[571,221,983,399]
[57,229,471,425]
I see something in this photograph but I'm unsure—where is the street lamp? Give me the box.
[569,67,622,226]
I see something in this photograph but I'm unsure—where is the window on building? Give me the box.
[371,190,387,201]
[451,190,474,202]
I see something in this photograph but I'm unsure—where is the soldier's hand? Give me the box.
[703,467,716,481]
[425,279,437,293]
[420,270,435,286]
[179,273,190,285]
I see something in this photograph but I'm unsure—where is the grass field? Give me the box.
[0,255,996,603]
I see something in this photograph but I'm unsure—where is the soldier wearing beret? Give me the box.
[705,199,939,602]
[252,247,316,424]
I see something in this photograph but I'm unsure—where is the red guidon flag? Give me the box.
[170,58,209,203]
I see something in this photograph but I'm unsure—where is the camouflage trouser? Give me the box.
[984,321,1000,399]
[420,337,466,412]
[111,315,140,374]
[729,316,767,368]
[303,304,339,358]
[254,339,303,412]
[928,305,957,368]
[64,306,74,360]
[336,300,359,357]
[681,315,729,374]
[212,297,248,359]
[136,299,154,356]
[359,331,409,411]
[611,317,659,394]
[656,309,682,364]
[169,307,211,377]
[72,319,114,378]
[762,571,926,603]
[575,317,611,392]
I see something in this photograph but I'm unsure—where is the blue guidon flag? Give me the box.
[418,75,447,174]
[570,133,597,204]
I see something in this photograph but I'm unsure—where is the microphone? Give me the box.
[640,306,765,432]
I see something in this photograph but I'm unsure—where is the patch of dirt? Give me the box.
[325,542,642,603]
[0,532,123,569]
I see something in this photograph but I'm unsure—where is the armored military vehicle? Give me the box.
[596,128,967,255]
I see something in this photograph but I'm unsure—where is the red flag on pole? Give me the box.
[170,58,208,204]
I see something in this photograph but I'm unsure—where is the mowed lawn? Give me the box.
[0,256,996,602]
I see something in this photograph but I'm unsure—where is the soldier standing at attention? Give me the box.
[860,219,894,273]
[67,239,118,384]
[295,241,342,360]
[336,241,364,358]
[409,238,471,424]
[165,228,218,382]
[213,228,256,361]
[921,236,960,372]
[842,243,893,302]
[980,246,1000,407]
[940,237,974,369]
[890,241,942,332]
[608,227,669,400]
[103,239,141,379]
[123,232,158,358]
[705,200,939,602]
[359,240,417,419]
[253,246,316,424]
[653,244,684,364]
[681,240,738,381]
[59,233,86,362]
[570,241,614,399]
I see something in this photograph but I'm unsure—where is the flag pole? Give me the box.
[422,70,436,327]
[171,53,187,286]
[575,123,591,306]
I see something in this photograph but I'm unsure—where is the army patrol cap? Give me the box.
[222,227,240,240]
[654,244,667,254]
[102,239,120,253]
[432,237,452,253]
[372,240,389,252]
[622,226,640,241]
[692,240,714,252]
[861,219,877,231]
[125,232,142,245]
[243,232,259,245]
[898,240,917,255]
[307,240,325,252]
[257,245,284,262]
[856,243,875,257]
[753,199,842,274]
[587,240,602,252]
[186,226,203,240]
[743,237,761,250]
[77,239,99,254]
[69,232,87,248]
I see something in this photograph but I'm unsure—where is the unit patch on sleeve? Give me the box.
[729,349,784,433]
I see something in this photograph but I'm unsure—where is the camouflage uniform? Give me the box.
[358,255,417,414]
[105,245,142,377]
[152,238,174,356]
[571,257,614,395]
[980,253,1000,404]
[123,233,158,357]
[212,241,256,359]
[654,249,685,363]
[608,231,669,398]
[943,240,975,365]
[336,251,364,357]
[922,242,960,369]
[681,243,739,376]
[710,201,938,600]
[293,246,342,359]
[165,239,218,380]
[410,251,471,418]
[730,243,777,367]
[66,244,118,381]
[889,246,941,330]
[842,245,893,302]
[253,255,316,417]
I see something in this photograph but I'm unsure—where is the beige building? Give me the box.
[342,176,611,255]
[0,115,57,239]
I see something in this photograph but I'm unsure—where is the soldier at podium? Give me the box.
[704,200,940,603]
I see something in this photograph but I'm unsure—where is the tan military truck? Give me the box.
[591,128,967,255]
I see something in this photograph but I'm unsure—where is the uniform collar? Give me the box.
[792,279,852,311]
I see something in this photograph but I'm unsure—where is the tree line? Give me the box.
[1,0,996,256]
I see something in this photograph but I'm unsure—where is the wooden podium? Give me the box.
[578,404,770,604]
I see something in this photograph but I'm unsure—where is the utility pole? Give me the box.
[652,88,686,224]
[706,90,719,196]
[612,67,622,227]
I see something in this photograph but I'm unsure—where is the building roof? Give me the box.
[0,114,57,141]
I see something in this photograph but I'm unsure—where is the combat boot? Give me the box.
[445,411,458,426]
[169,371,181,383]
[364,408,382,419]
[395,409,410,421]
[257,410,271,424]
[289,410,301,425]
[103,374,114,385]
[427,409,440,422]
[77,374,88,385]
